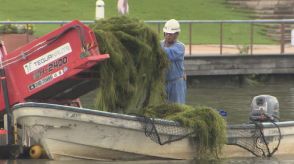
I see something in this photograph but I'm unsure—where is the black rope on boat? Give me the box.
[142,116,163,145]
[138,116,194,145]
[256,115,282,157]
[267,120,282,157]
[233,118,282,158]
[252,121,268,157]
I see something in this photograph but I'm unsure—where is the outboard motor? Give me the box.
[250,95,279,122]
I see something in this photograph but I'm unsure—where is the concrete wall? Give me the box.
[185,55,294,76]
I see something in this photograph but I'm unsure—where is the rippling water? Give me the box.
[186,75,294,124]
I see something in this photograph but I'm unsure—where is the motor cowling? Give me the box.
[250,95,280,122]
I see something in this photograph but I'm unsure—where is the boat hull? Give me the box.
[11,102,294,160]
[13,103,196,160]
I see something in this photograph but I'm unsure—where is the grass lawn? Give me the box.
[0,0,275,44]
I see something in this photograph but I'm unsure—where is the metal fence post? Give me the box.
[220,23,223,55]
[26,24,30,43]
[189,23,192,56]
[280,23,285,54]
[250,23,254,55]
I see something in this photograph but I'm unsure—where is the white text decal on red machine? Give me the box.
[23,43,72,74]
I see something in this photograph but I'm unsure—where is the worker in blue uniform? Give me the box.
[161,19,186,104]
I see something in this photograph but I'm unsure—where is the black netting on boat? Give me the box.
[230,121,281,157]
[138,116,194,145]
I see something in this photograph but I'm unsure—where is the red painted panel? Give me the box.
[0,20,109,111]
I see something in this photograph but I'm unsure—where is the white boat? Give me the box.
[11,102,294,160]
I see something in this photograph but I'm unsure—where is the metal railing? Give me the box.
[1,19,294,55]
[146,19,294,55]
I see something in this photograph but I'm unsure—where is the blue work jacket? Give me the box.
[161,40,186,104]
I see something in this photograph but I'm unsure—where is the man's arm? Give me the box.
[164,43,185,61]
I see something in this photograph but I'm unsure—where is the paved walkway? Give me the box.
[184,44,294,56]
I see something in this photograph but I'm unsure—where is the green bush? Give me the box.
[0,24,34,34]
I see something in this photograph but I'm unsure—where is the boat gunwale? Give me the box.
[12,102,294,129]
[12,102,181,126]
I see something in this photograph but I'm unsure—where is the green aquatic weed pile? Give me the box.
[90,16,169,113]
[143,103,227,157]
[91,16,226,157]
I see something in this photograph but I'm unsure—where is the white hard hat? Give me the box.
[163,19,180,33]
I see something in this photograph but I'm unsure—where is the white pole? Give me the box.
[291,29,294,46]
[96,0,105,20]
